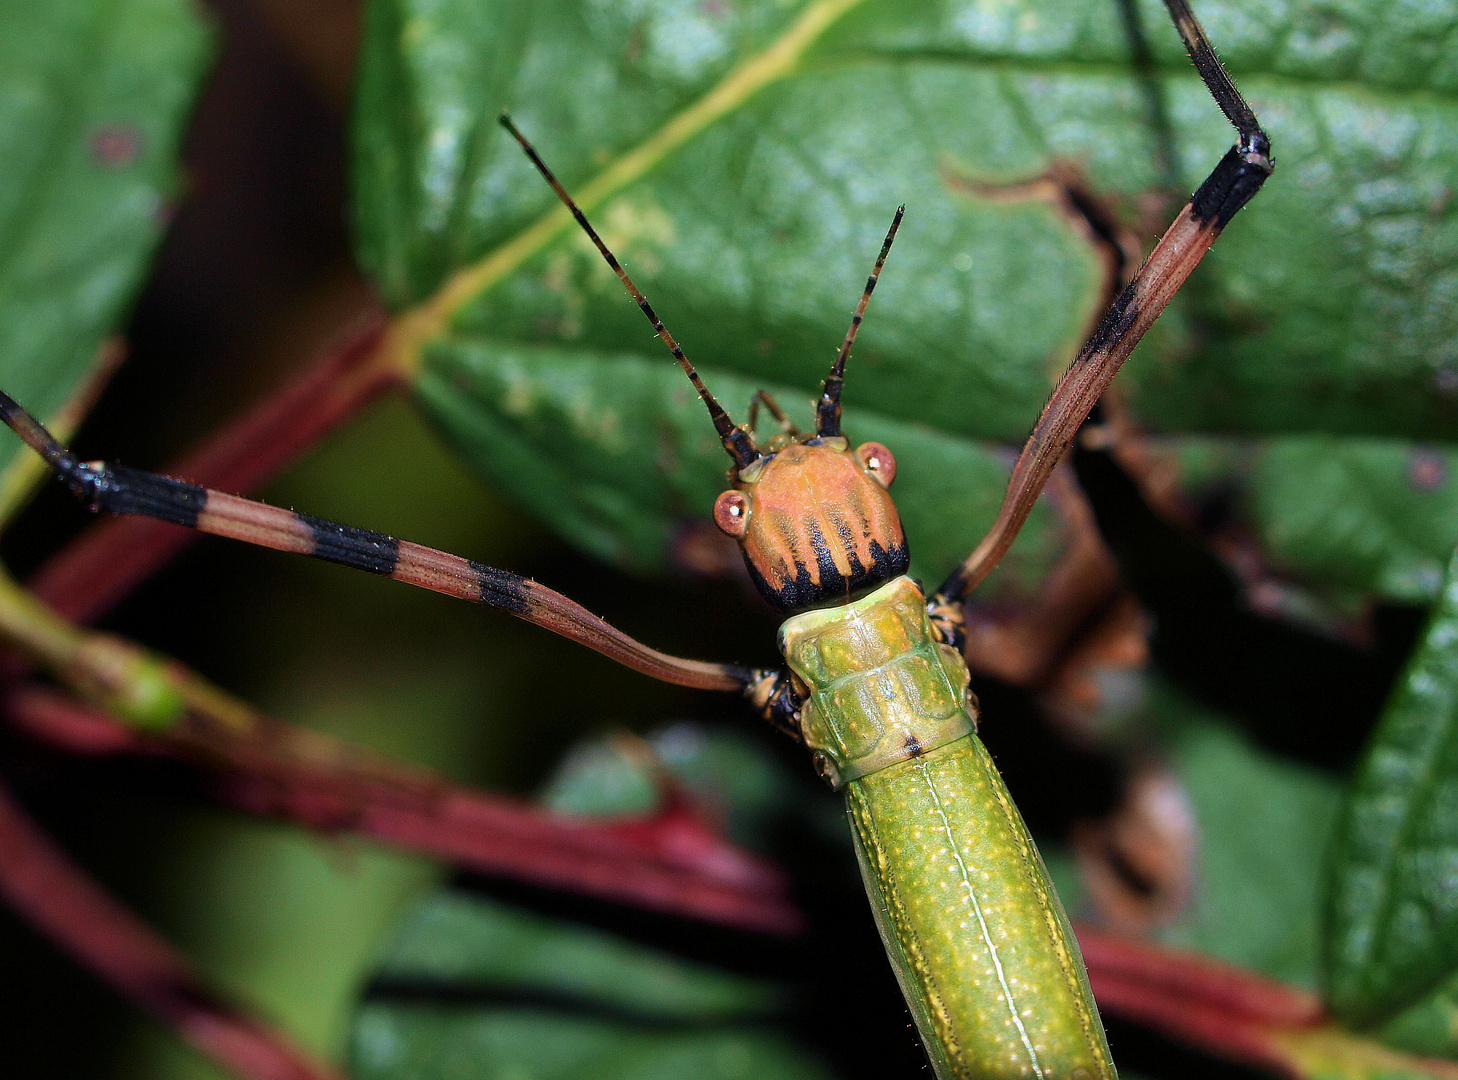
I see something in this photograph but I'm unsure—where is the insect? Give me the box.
[0,0,1270,1075]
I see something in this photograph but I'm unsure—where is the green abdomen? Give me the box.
[780,577,1114,1079]
[849,736,1114,1079]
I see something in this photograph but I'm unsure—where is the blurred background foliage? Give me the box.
[3,1,1458,1079]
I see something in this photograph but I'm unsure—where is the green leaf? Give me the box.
[1155,436,1458,606]
[349,890,831,1080]
[1375,966,1458,1058]
[352,0,1458,582]
[349,731,833,1080]
[353,1004,828,1080]
[0,0,211,474]
[362,891,792,1022]
[1147,684,1344,989]
[1325,542,1458,1029]
[1248,439,1458,605]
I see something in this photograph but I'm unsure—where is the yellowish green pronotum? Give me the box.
[0,0,1270,1074]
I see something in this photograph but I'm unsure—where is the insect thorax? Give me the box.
[778,575,977,788]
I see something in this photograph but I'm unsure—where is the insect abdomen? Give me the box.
[779,576,1114,1079]
[848,736,1115,1079]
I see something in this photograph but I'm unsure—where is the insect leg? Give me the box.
[0,392,757,694]
[936,0,1271,603]
[747,390,800,439]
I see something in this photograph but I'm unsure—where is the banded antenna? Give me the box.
[499,114,760,470]
[816,205,904,438]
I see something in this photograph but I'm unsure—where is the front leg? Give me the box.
[745,667,806,744]
[0,391,755,695]
[938,0,1273,603]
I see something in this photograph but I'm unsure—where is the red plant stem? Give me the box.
[1078,925,1324,1026]
[0,774,346,1080]
[1077,924,1323,1074]
[18,684,1457,1074]
[5,685,802,934]
[1092,967,1297,1074]
[28,307,396,625]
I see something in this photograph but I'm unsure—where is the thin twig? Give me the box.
[5,684,802,933]
[0,772,347,1080]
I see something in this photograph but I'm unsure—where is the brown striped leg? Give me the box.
[936,0,1271,604]
[0,392,757,694]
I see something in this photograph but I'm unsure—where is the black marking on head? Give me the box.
[905,733,924,758]
[297,513,400,575]
[745,535,910,613]
[471,561,532,615]
[808,518,842,595]
[825,505,857,550]
[102,465,206,527]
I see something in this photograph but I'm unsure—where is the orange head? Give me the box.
[712,435,908,612]
[498,120,910,613]
[696,209,909,612]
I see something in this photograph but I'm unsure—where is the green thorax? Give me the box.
[778,576,976,787]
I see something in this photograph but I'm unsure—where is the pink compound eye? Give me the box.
[855,442,897,487]
[713,489,749,537]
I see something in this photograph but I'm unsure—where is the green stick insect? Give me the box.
[0,0,1270,1074]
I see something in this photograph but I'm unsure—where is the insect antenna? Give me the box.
[499,113,760,470]
[816,205,904,438]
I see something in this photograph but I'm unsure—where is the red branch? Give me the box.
[5,685,802,935]
[28,307,396,625]
[18,686,1458,1074]
[0,773,345,1080]
[1077,924,1324,1075]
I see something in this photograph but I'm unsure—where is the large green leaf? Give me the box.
[1325,543,1458,1031]
[1141,683,1345,989]
[0,0,210,475]
[353,0,1458,587]
[1150,436,1458,607]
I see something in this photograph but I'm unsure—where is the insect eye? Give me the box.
[713,490,749,537]
[855,442,897,488]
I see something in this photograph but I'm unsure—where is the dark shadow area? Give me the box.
[1074,441,1424,772]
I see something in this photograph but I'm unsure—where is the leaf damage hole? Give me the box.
[941,161,1149,341]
